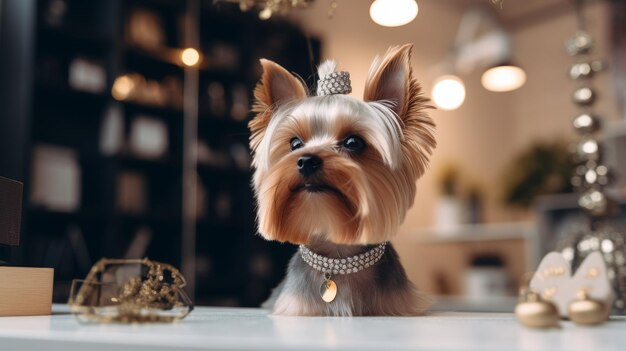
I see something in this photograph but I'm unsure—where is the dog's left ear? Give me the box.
[249,59,308,153]
[364,44,425,121]
[364,44,436,175]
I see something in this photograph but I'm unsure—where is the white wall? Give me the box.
[287,0,620,234]
[510,1,620,151]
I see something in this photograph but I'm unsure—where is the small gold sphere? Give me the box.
[569,298,609,325]
[515,300,560,328]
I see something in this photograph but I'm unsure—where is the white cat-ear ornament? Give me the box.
[530,251,614,318]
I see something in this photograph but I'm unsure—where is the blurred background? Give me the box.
[1,0,625,312]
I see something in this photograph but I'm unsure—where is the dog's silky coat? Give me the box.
[249,44,436,316]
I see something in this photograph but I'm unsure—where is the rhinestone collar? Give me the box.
[298,242,388,275]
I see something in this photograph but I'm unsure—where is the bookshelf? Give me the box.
[1,0,320,307]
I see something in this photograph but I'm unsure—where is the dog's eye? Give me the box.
[290,137,304,151]
[342,135,365,152]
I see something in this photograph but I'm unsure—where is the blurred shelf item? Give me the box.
[111,73,183,110]
[30,144,81,213]
[124,44,185,71]
[407,222,535,244]
[123,44,246,77]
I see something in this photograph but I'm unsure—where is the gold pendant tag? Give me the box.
[320,275,337,303]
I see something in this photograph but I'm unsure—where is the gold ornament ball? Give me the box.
[569,298,609,325]
[515,299,560,328]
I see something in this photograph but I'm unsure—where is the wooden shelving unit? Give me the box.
[396,222,537,300]
[1,0,320,307]
[407,222,535,245]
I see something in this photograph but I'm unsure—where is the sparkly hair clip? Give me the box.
[316,61,352,96]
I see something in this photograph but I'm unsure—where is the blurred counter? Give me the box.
[0,304,625,350]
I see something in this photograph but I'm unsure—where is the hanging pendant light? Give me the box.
[481,62,527,92]
[432,75,466,111]
[370,0,418,27]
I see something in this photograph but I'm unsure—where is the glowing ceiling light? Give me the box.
[370,0,418,27]
[481,64,526,92]
[432,75,466,111]
[181,48,200,67]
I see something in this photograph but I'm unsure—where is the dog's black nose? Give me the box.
[297,155,322,177]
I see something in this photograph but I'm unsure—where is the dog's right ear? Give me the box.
[249,59,308,152]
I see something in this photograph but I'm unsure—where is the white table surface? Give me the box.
[0,305,625,351]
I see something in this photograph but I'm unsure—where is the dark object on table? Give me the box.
[0,176,23,248]
[0,176,53,317]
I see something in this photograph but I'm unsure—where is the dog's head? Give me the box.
[249,44,435,245]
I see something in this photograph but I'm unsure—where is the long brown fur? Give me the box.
[248,44,436,316]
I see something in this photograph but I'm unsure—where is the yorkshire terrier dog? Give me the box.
[249,44,436,316]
